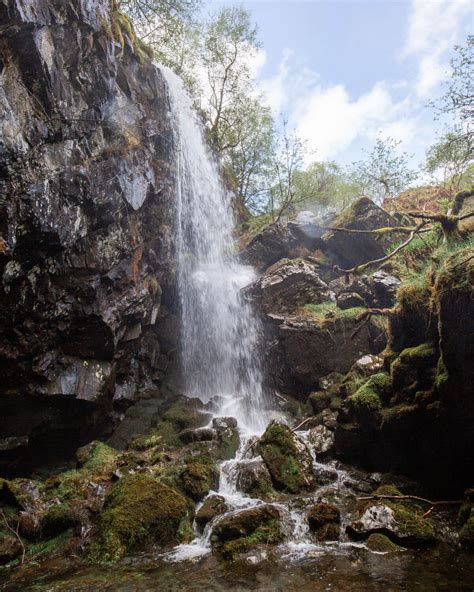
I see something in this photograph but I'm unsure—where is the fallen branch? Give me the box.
[357,494,463,517]
[293,416,316,432]
[322,225,432,236]
[335,221,428,275]
[0,509,26,564]
[453,254,474,270]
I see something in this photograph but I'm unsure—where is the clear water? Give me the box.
[161,65,269,436]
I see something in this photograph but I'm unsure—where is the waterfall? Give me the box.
[161,65,268,435]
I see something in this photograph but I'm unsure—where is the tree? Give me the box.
[425,126,474,196]
[351,137,418,206]
[266,119,307,222]
[226,99,275,213]
[200,7,261,154]
[435,35,473,126]
[292,161,362,212]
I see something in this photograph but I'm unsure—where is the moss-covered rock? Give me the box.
[41,503,86,537]
[347,486,438,545]
[181,460,219,501]
[307,503,340,541]
[346,373,391,420]
[259,422,315,493]
[162,399,211,431]
[91,474,187,563]
[195,495,228,531]
[235,460,275,499]
[76,441,119,475]
[367,533,402,553]
[212,504,282,558]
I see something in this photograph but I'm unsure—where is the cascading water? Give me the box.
[161,65,268,435]
[160,65,362,564]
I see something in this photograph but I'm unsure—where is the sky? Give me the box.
[208,0,472,168]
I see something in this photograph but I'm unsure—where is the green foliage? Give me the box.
[351,136,418,205]
[292,160,362,212]
[367,533,402,553]
[425,125,473,196]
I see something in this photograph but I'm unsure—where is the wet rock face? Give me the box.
[0,1,176,471]
[307,503,340,541]
[265,314,385,395]
[244,259,332,314]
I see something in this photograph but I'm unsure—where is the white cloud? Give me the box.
[402,0,472,98]
[291,81,413,161]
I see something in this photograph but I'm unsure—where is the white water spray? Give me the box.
[161,65,268,434]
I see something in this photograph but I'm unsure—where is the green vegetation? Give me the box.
[301,301,365,324]
[221,520,282,559]
[91,474,188,563]
[367,533,403,553]
[259,422,313,493]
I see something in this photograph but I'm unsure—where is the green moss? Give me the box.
[163,400,209,431]
[77,441,119,474]
[398,343,437,365]
[108,9,154,64]
[367,533,402,553]
[27,530,73,561]
[381,404,419,424]
[91,474,187,563]
[347,383,381,415]
[369,485,437,544]
[176,515,195,544]
[302,301,365,325]
[221,520,282,559]
[459,512,474,549]
[259,422,313,494]
[43,470,90,503]
[181,461,219,501]
[42,504,83,537]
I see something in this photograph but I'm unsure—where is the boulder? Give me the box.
[212,417,240,460]
[195,495,228,531]
[181,461,220,501]
[245,259,331,314]
[259,422,315,493]
[307,426,335,458]
[265,313,386,394]
[307,503,340,541]
[93,475,188,562]
[347,486,438,545]
[287,211,325,250]
[329,271,400,309]
[321,198,402,269]
[239,224,296,271]
[235,460,274,498]
[212,504,283,559]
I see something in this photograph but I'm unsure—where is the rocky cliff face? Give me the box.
[0,0,177,472]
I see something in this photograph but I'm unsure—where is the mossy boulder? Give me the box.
[212,504,282,558]
[41,503,86,537]
[259,421,315,493]
[367,533,402,553]
[0,478,40,510]
[76,441,119,475]
[346,373,391,419]
[162,399,211,431]
[92,474,188,563]
[347,486,438,545]
[235,460,274,499]
[181,460,219,501]
[212,417,240,460]
[195,495,228,531]
[307,503,340,541]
